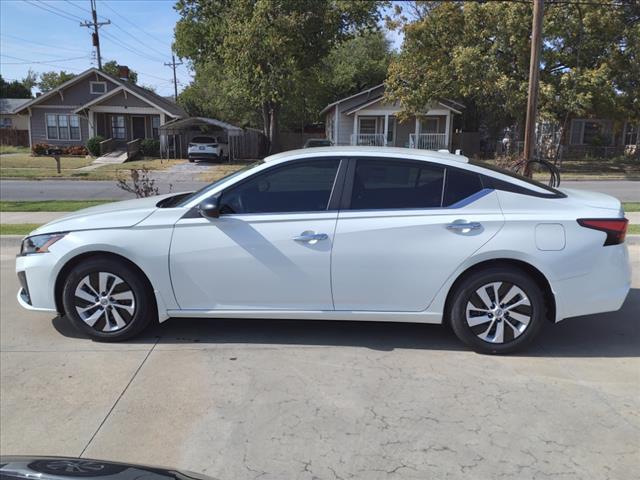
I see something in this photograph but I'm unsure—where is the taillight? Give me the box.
[189,143,195,148]
[577,218,628,246]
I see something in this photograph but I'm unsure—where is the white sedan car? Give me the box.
[187,135,228,162]
[16,147,631,354]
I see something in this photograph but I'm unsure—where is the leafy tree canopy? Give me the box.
[37,71,76,93]
[103,60,139,84]
[0,74,33,98]
[385,1,640,134]
[174,0,383,150]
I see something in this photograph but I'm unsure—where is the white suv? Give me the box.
[187,135,228,162]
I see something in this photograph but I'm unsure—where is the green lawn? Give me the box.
[623,203,640,212]
[628,224,640,235]
[0,145,30,155]
[0,154,182,180]
[0,200,114,212]
[0,224,41,236]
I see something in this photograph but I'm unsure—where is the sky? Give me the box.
[0,0,191,97]
[0,0,403,98]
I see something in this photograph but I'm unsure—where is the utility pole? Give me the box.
[80,0,110,70]
[164,55,183,100]
[523,0,544,177]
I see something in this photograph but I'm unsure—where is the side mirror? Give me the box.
[197,196,220,219]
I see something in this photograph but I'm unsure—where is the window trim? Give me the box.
[212,157,347,216]
[90,81,107,95]
[358,117,378,135]
[45,113,82,141]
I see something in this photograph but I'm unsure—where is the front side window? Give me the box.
[111,115,126,140]
[1,118,12,128]
[46,114,81,140]
[69,115,80,140]
[359,118,377,135]
[57,115,69,139]
[350,159,445,210]
[220,159,340,214]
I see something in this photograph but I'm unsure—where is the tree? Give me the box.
[385,1,640,139]
[38,71,75,93]
[0,75,32,98]
[103,60,139,84]
[174,0,382,151]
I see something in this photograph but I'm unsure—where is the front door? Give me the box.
[131,116,145,140]
[331,158,504,311]
[169,158,343,310]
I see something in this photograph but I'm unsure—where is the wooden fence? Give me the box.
[0,129,29,147]
[229,129,268,160]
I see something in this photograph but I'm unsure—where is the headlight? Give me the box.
[20,233,67,255]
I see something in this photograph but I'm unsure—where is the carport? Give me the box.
[159,116,243,160]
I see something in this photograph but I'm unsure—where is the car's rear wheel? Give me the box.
[449,267,546,354]
[62,257,155,341]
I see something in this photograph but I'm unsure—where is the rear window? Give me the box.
[192,136,216,143]
[472,161,564,197]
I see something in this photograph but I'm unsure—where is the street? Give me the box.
[1,237,638,479]
[1,179,639,202]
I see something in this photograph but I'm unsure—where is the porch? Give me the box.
[348,112,452,151]
[93,112,160,145]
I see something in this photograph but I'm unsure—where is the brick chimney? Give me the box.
[118,65,130,81]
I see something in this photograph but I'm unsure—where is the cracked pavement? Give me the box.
[1,240,638,480]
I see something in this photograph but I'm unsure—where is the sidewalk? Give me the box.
[0,212,68,224]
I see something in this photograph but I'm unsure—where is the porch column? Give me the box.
[444,111,451,151]
[88,110,95,137]
[414,116,421,148]
[383,113,389,146]
[160,113,167,156]
[353,112,358,145]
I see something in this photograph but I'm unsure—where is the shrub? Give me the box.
[140,138,160,157]
[63,145,89,156]
[32,143,49,155]
[86,135,104,157]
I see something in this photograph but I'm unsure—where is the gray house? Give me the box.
[321,84,464,151]
[13,67,186,157]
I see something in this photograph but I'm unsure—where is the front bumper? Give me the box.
[15,249,62,313]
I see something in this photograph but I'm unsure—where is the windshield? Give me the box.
[175,160,265,207]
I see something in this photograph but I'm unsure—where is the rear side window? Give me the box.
[220,159,340,214]
[443,168,484,206]
[350,159,445,210]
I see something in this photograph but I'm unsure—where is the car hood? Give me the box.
[30,193,177,236]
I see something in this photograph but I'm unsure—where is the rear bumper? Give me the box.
[188,151,220,159]
[553,243,632,321]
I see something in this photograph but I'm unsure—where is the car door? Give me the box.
[170,158,344,310]
[331,158,504,312]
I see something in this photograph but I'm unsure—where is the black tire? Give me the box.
[188,158,195,163]
[62,257,155,342]
[448,266,546,354]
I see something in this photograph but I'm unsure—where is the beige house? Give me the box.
[321,84,464,151]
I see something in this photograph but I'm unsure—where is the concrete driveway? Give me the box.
[1,239,639,480]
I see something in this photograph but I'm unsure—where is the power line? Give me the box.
[0,54,85,72]
[1,33,88,54]
[62,0,92,15]
[0,53,90,65]
[101,1,173,49]
[105,21,168,61]
[22,0,84,23]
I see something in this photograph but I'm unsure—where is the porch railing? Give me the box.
[351,133,385,146]
[99,138,114,156]
[409,133,447,151]
[126,138,141,160]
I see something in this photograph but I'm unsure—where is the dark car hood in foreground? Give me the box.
[0,456,217,480]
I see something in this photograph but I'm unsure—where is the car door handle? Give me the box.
[293,231,329,242]
[446,221,482,231]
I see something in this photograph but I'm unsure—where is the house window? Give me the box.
[1,118,12,128]
[359,117,377,135]
[46,114,81,140]
[90,81,107,94]
[69,115,80,140]
[421,118,439,133]
[624,123,639,146]
[570,119,612,146]
[152,116,160,139]
[386,117,396,144]
[111,115,126,139]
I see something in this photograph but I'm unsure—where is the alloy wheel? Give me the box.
[465,281,532,344]
[73,272,136,332]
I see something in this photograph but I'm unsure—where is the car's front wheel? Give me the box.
[62,257,155,341]
[449,266,546,354]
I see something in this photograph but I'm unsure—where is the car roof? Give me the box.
[264,146,469,164]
